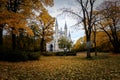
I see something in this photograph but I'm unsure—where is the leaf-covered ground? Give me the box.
[0,53,120,80]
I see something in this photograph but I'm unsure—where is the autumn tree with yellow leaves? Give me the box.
[75,0,120,53]
[0,0,54,51]
[73,37,86,52]
[37,9,55,52]
[96,0,120,53]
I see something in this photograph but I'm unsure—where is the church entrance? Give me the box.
[50,44,53,51]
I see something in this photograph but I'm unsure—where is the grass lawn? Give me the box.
[0,52,120,80]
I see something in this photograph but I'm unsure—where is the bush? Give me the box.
[55,52,65,56]
[41,51,77,56]
[42,52,56,56]
[27,52,41,60]
[55,51,76,56]
[0,50,41,62]
[66,51,76,56]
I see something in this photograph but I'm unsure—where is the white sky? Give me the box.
[46,0,104,43]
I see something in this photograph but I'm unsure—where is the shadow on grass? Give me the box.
[76,52,110,60]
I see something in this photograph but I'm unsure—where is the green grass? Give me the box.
[0,53,120,80]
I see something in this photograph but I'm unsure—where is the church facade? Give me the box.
[46,19,72,52]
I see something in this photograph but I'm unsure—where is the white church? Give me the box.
[46,19,72,52]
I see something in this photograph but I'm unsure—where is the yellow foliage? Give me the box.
[0,0,54,37]
[91,31,113,51]
[41,0,54,7]
[73,37,84,50]
[37,9,55,43]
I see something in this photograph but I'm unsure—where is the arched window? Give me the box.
[50,44,53,51]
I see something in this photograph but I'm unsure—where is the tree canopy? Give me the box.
[0,0,54,51]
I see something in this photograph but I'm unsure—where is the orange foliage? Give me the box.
[91,31,113,51]
[0,0,54,37]
[37,9,55,43]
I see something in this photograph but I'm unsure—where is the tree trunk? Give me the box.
[12,28,16,50]
[103,27,120,53]
[0,25,3,46]
[113,42,120,53]
[40,38,45,52]
[86,38,92,58]
[94,42,97,56]
[93,27,97,56]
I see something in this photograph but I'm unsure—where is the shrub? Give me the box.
[42,52,56,56]
[66,51,76,56]
[55,52,65,56]
[0,50,41,62]
[27,52,41,60]
[41,51,77,56]
[55,51,77,56]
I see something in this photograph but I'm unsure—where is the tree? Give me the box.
[91,11,100,56]
[29,22,40,51]
[97,0,120,53]
[63,0,97,58]
[73,37,86,52]
[91,31,112,52]
[37,9,55,52]
[0,0,54,50]
[58,36,72,51]
[0,24,4,46]
[79,0,97,58]
[92,25,97,56]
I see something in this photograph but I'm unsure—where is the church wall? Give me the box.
[46,19,72,52]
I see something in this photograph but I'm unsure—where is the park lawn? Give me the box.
[0,53,120,80]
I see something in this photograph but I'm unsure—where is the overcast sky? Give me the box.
[46,0,104,43]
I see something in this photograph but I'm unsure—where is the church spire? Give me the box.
[69,31,71,38]
[64,21,67,38]
[64,21,67,29]
[68,30,72,41]
[55,19,58,34]
[55,19,58,27]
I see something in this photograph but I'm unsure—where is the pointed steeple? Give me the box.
[64,21,67,29]
[69,31,71,38]
[68,30,71,41]
[55,19,58,27]
[55,19,58,34]
[64,21,67,38]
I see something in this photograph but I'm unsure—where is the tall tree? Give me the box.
[97,0,120,53]
[91,10,100,56]
[37,9,55,52]
[63,0,96,58]
[63,0,97,58]
[79,0,97,58]
[67,0,96,58]
[0,0,54,50]
[0,24,3,46]
[0,0,7,47]
[92,24,97,56]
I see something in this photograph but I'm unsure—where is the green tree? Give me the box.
[58,37,72,51]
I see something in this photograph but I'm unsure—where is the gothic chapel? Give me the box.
[46,19,72,52]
